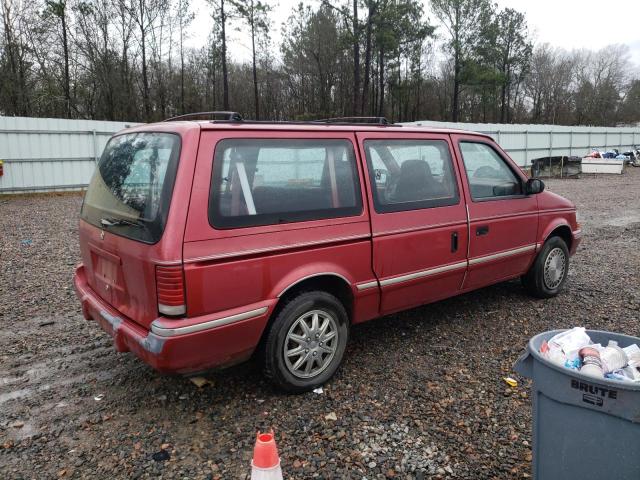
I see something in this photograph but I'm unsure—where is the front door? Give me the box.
[356,132,469,315]
[452,135,538,290]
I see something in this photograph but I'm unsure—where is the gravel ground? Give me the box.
[1,170,639,479]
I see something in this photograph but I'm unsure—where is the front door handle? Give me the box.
[451,231,458,252]
[476,225,489,236]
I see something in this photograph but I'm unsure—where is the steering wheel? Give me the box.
[473,166,498,179]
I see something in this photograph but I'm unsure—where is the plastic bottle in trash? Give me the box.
[600,340,628,373]
[623,344,640,367]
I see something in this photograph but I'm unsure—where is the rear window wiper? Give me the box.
[100,217,144,228]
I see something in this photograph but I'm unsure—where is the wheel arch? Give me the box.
[256,273,355,353]
[542,222,573,251]
[277,272,351,298]
[274,273,354,319]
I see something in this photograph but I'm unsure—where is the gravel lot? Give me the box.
[1,170,639,479]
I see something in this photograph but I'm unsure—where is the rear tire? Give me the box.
[522,236,569,298]
[262,291,349,393]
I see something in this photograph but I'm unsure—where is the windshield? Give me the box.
[81,132,181,243]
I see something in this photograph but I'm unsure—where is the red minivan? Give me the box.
[74,114,581,392]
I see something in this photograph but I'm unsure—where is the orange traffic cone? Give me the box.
[250,430,283,480]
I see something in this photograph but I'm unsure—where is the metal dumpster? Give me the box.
[515,329,640,480]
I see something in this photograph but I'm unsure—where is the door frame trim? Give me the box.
[356,280,379,291]
[468,244,536,266]
[379,260,468,287]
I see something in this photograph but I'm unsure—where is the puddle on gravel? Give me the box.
[17,422,37,440]
[0,363,56,389]
[0,376,25,386]
[0,388,32,405]
[0,370,116,406]
[25,366,53,381]
[6,421,38,441]
[606,214,640,227]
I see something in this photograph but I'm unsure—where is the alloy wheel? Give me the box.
[543,247,566,289]
[283,309,339,379]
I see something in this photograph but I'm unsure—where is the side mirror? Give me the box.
[525,178,545,195]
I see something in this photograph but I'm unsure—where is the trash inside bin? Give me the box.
[537,327,640,382]
[514,328,640,480]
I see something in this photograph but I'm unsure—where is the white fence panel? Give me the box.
[402,120,640,166]
[2,117,640,193]
[0,116,139,193]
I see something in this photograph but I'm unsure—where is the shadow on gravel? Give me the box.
[114,281,538,390]
[195,279,531,396]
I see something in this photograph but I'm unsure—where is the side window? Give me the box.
[459,142,523,200]
[363,139,460,213]
[209,138,362,228]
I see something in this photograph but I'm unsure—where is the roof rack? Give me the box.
[161,112,398,127]
[163,111,243,122]
[315,116,393,125]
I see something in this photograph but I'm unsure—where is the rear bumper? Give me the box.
[73,265,274,374]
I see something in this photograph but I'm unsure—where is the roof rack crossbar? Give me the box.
[164,111,243,122]
[316,116,392,125]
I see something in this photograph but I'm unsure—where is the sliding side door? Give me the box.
[356,132,469,315]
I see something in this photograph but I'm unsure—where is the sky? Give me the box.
[187,0,640,68]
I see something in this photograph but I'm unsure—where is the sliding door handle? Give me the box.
[451,231,459,252]
[476,225,489,236]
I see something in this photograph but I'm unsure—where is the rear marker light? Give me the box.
[156,265,186,316]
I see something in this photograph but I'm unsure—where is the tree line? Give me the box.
[1,0,639,126]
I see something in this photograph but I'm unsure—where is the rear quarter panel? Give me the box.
[182,129,378,323]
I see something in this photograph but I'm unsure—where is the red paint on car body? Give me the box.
[74,121,581,374]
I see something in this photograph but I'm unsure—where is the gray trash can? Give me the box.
[514,329,640,480]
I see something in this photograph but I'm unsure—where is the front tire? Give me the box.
[262,291,349,393]
[522,236,570,298]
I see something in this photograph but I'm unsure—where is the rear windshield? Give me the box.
[81,132,181,243]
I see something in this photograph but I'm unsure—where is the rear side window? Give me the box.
[364,139,459,213]
[459,142,523,200]
[209,139,362,228]
[81,132,180,243]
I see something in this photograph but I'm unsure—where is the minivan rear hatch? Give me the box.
[79,132,182,328]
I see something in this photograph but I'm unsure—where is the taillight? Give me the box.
[156,265,186,316]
